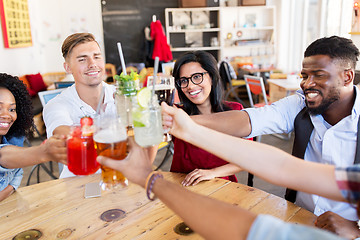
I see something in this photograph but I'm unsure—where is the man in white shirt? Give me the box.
[43,33,116,178]
[189,36,360,238]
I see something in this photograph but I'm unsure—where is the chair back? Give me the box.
[219,61,232,91]
[54,81,74,89]
[244,74,268,107]
[38,89,65,107]
[105,63,116,77]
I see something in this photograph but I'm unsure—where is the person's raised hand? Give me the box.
[161,102,196,141]
[315,211,360,239]
[97,137,153,188]
[181,168,215,186]
[43,135,67,165]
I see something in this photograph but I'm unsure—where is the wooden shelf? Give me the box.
[168,28,220,33]
[171,46,221,52]
[165,7,220,12]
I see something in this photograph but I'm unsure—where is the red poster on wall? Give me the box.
[0,0,32,48]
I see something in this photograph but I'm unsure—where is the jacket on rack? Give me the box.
[150,20,172,62]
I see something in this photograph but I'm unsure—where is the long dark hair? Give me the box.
[0,73,33,138]
[172,51,231,115]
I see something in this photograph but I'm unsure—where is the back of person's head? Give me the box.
[0,73,33,138]
[304,36,360,69]
[62,33,97,59]
[172,51,229,115]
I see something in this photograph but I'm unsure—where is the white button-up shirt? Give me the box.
[246,86,360,220]
[43,82,116,178]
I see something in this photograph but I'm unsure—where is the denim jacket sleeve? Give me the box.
[0,136,25,191]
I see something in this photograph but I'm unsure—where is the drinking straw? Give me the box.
[152,56,159,101]
[117,42,127,75]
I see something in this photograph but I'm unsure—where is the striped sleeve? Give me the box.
[335,164,360,204]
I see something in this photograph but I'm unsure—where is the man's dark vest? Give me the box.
[285,107,360,203]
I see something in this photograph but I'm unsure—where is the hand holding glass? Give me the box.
[147,75,175,141]
[94,117,128,190]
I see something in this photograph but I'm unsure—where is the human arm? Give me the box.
[97,137,256,240]
[0,135,67,168]
[161,102,344,202]
[0,185,14,202]
[182,163,242,186]
[146,145,159,164]
[188,110,252,138]
[52,125,71,137]
[315,211,360,239]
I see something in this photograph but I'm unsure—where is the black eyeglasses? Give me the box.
[176,72,208,88]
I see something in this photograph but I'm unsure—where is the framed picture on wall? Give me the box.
[0,0,32,48]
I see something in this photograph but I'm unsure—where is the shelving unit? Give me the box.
[165,7,221,59]
[165,6,276,66]
[219,6,276,68]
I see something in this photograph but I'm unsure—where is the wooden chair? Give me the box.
[105,63,116,82]
[42,72,67,86]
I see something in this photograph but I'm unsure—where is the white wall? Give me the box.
[0,0,104,76]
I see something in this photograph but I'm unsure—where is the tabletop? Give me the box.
[268,79,302,102]
[267,79,302,90]
[0,172,316,239]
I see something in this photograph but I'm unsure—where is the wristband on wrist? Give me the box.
[145,172,163,201]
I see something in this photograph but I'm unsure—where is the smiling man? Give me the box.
[187,36,360,239]
[43,33,116,178]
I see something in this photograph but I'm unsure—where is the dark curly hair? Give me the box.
[304,36,360,69]
[0,73,33,138]
[172,51,231,115]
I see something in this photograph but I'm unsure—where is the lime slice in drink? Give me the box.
[137,87,151,108]
[133,120,145,127]
[132,109,147,127]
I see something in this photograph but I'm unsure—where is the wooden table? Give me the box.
[268,79,302,102]
[0,172,316,239]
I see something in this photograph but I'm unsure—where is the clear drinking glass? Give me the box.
[115,78,137,136]
[93,116,128,190]
[147,75,175,141]
[132,95,163,147]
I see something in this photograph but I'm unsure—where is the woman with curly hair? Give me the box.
[0,73,67,201]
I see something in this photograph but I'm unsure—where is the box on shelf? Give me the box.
[239,0,266,6]
[179,0,219,8]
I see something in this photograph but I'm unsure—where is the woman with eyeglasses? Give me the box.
[170,51,247,186]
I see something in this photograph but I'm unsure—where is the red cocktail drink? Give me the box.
[67,126,99,175]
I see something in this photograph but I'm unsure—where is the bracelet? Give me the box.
[144,172,154,191]
[145,172,163,201]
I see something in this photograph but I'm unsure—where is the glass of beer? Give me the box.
[94,116,128,190]
[147,75,175,141]
[147,75,175,105]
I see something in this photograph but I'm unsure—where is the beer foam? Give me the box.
[94,128,127,143]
